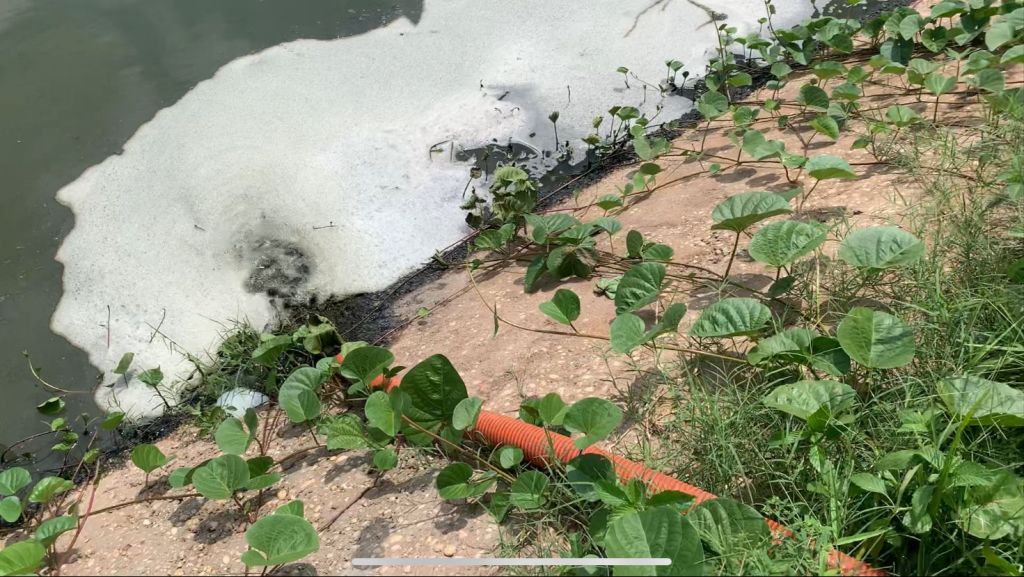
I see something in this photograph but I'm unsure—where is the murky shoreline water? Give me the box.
[0,0,425,447]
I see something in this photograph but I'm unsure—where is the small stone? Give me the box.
[142,519,152,526]
[170,527,179,536]
[222,555,231,565]
[277,489,288,500]
[443,544,457,557]
[207,521,219,531]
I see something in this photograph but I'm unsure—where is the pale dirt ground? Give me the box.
[17,4,992,572]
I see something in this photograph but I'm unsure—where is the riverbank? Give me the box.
[3,0,1023,575]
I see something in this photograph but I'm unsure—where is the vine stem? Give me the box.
[88,492,203,517]
[401,416,517,485]
[799,179,821,212]
[54,464,102,576]
[467,271,741,364]
[24,353,83,395]
[317,471,385,532]
[723,231,741,280]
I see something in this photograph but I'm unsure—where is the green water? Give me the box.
[0,0,423,449]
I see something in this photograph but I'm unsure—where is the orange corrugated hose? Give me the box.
[338,355,886,576]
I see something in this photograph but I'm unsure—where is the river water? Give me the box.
[1,0,838,448]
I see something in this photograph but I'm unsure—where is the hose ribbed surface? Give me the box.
[337,355,886,576]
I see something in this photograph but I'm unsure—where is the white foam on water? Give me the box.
[52,0,814,418]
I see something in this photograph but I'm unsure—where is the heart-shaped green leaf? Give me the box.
[0,497,22,523]
[762,379,857,421]
[806,155,857,180]
[809,115,840,140]
[566,454,616,501]
[372,447,399,471]
[318,415,368,451]
[937,376,1024,427]
[885,105,921,127]
[339,346,394,391]
[242,512,319,566]
[365,391,401,437]
[970,68,1005,93]
[34,515,77,546]
[242,472,279,497]
[138,367,164,387]
[279,383,321,424]
[924,72,957,96]
[746,328,817,365]
[610,313,647,354]
[604,507,705,576]
[0,468,30,496]
[131,444,168,474]
[798,84,830,111]
[0,540,46,576]
[400,354,468,430]
[614,262,666,314]
[36,397,65,416]
[275,500,305,517]
[690,298,771,338]
[539,289,581,325]
[741,130,785,160]
[609,303,686,354]
[510,471,549,510]
[452,396,484,431]
[28,477,74,505]
[697,91,729,120]
[497,447,524,469]
[563,398,623,449]
[436,463,495,500]
[837,307,915,369]
[813,61,847,80]
[687,498,770,554]
[192,454,250,500]
[838,226,923,270]
[749,220,828,267]
[215,417,254,456]
[711,192,791,233]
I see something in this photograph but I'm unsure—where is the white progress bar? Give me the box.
[352,557,671,567]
